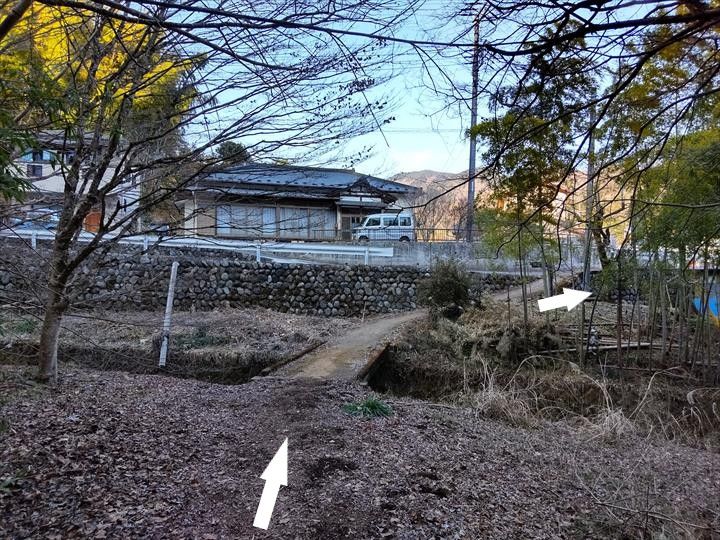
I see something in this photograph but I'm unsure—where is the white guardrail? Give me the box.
[0,227,394,265]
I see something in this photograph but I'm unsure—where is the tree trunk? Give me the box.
[590,219,611,269]
[36,248,70,383]
[37,295,64,383]
[648,262,657,369]
[616,257,623,366]
[661,250,668,360]
[678,245,689,365]
[537,196,550,327]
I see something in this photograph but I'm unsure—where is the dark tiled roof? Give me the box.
[200,163,417,194]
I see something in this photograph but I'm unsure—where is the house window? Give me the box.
[283,207,309,235]
[32,150,43,162]
[216,205,263,236]
[26,164,43,177]
[262,207,276,235]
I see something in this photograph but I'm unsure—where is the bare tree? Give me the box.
[0,1,427,382]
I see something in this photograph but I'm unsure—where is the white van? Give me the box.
[352,212,415,242]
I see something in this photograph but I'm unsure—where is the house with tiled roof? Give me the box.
[177,163,418,241]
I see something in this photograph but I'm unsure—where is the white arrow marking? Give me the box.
[537,288,592,313]
[253,438,288,530]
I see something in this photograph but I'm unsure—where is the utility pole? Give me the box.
[579,107,596,365]
[466,14,480,243]
[581,106,596,291]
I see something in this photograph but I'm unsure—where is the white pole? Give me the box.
[256,244,261,262]
[159,261,179,368]
[31,230,37,249]
[143,235,149,251]
[364,246,370,265]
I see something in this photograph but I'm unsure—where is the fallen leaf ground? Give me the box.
[1,365,719,539]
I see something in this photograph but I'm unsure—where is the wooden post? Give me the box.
[158,261,179,368]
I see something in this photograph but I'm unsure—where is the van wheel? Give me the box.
[399,236,410,243]
[358,236,369,243]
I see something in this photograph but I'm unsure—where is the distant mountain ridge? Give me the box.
[390,169,465,189]
[388,170,471,233]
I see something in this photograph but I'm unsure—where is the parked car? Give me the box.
[352,212,415,242]
[9,208,60,230]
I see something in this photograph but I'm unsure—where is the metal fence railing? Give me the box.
[300,228,464,243]
[0,227,394,265]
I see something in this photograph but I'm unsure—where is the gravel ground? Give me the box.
[1,366,718,539]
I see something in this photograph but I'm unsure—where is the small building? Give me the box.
[178,163,418,241]
[10,130,138,231]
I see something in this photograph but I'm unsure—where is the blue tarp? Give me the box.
[693,297,720,323]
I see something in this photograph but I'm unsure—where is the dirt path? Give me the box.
[273,279,560,380]
[488,276,546,302]
[275,310,426,379]
[275,276,552,380]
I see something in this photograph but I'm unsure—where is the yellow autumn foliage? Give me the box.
[1,4,193,124]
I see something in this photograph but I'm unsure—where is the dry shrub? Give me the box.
[455,355,538,428]
[377,308,720,447]
[629,381,720,450]
[465,386,536,428]
[586,408,637,442]
[417,259,470,310]
[573,457,719,539]
[459,301,561,365]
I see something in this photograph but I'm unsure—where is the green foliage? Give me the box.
[12,318,38,335]
[475,207,559,264]
[470,42,594,264]
[591,253,640,295]
[417,259,470,309]
[216,141,250,164]
[0,122,34,201]
[635,128,720,256]
[175,326,230,350]
[342,396,393,418]
[0,470,28,493]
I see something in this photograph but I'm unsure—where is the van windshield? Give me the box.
[364,217,381,227]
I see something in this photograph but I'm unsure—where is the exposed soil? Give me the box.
[1,365,718,539]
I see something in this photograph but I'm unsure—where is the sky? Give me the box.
[196,1,483,179]
[327,0,645,179]
[344,99,473,177]
[337,4,475,178]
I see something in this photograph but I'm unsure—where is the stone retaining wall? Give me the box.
[0,238,522,316]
